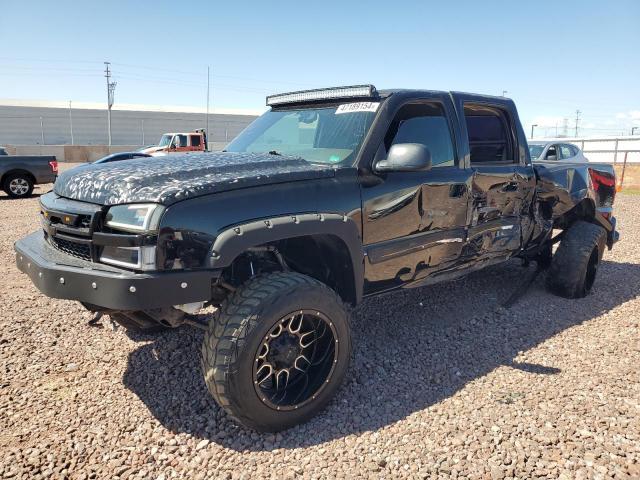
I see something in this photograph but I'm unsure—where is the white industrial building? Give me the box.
[0,99,261,147]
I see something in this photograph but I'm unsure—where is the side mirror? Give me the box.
[375,143,432,172]
[546,154,557,160]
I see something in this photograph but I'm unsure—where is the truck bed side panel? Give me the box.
[533,161,616,228]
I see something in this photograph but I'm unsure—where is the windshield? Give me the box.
[529,144,545,159]
[226,104,379,164]
[158,134,173,147]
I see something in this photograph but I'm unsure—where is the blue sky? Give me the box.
[1,0,639,136]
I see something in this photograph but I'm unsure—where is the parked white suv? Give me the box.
[529,141,588,162]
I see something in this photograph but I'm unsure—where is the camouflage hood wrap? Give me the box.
[54,152,336,206]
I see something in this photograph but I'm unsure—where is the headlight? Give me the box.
[105,203,164,233]
[101,203,164,270]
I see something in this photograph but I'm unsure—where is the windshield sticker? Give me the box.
[335,102,380,115]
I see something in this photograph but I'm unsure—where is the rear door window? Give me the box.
[560,144,574,159]
[463,104,516,163]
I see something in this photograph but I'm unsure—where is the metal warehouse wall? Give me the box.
[0,105,257,146]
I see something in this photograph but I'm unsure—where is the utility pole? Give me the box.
[574,109,581,137]
[141,119,145,146]
[104,62,117,146]
[206,66,210,150]
[530,124,538,139]
[562,118,569,137]
[69,100,74,145]
[39,117,45,145]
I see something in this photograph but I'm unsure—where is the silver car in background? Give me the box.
[529,141,588,162]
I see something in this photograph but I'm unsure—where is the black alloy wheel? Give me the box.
[253,310,338,411]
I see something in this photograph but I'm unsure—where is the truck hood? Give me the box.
[54,152,336,206]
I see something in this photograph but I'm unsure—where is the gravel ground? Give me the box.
[1,183,638,479]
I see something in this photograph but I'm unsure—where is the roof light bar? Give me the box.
[266,85,377,106]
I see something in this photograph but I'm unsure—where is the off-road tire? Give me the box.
[4,173,34,198]
[201,272,351,432]
[546,221,607,298]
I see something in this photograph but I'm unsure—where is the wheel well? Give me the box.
[221,234,357,306]
[554,198,596,230]
[1,169,35,188]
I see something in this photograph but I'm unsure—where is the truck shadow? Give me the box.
[122,258,640,451]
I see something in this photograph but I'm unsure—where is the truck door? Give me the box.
[453,95,536,263]
[360,95,473,294]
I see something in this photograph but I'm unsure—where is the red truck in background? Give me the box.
[141,129,207,156]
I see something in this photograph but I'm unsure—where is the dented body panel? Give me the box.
[533,160,616,225]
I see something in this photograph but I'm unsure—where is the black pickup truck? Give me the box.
[1,154,58,198]
[14,86,618,431]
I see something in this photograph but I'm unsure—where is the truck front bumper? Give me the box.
[15,231,220,311]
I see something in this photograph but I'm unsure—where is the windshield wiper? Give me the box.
[268,150,282,156]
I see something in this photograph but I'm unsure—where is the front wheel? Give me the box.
[201,272,351,431]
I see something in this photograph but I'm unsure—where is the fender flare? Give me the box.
[206,213,364,303]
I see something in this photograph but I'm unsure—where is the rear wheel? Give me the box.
[201,272,351,432]
[4,173,34,198]
[546,221,607,298]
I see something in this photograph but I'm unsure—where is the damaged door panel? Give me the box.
[361,96,470,293]
[362,168,473,292]
[465,165,536,260]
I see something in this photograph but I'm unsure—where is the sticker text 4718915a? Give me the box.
[335,102,380,114]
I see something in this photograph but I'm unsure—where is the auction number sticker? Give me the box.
[335,102,380,114]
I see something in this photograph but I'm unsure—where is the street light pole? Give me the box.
[206,66,210,150]
[69,100,74,145]
[531,124,538,139]
[40,117,45,145]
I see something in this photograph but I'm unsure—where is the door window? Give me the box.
[174,135,188,147]
[545,145,558,160]
[384,103,455,167]
[560,144,574,159]
[190,135,201,147]
[463,104,516,163]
